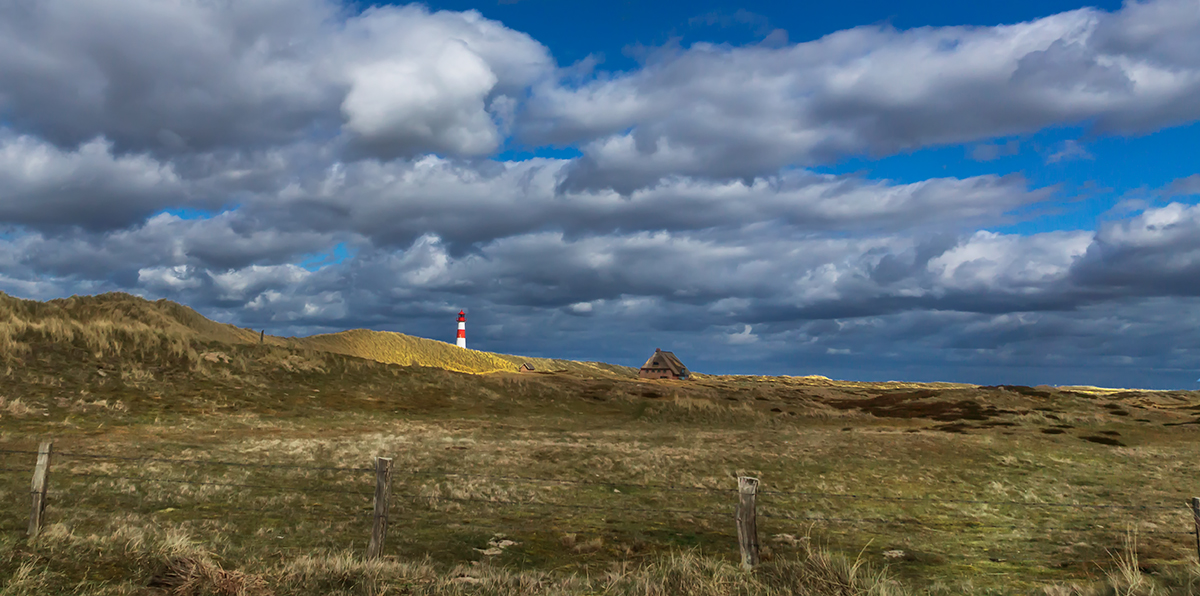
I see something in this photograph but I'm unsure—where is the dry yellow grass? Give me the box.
[296,328,533,374]
[294,328,633,376]
[7,519,1194,595]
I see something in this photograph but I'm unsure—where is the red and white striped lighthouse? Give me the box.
[455,310,467,348]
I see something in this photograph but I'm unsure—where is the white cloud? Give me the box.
[525,0,1200,190]
[929,230,1092,291]
[1045,139,1094,163]
[727,324,759,344]
[333,5,552,157]
[567,301,595,314]
[209,264,311,301]
[138,265,201,291]
[0,0,552,159]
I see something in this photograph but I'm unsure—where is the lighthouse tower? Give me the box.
[456,310,466,348]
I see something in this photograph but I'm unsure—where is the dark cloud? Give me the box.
[4,213,343,281]
[0,135,189,232]
[5,197,1200,388]
[1070,203,1200,296]
[242,155,1048,251]
[1166,174,1200,197]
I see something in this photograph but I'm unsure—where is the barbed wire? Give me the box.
[61,471,372,497]
[0,448,372,473]
[61,451,374,473]
[759,511,1197,534]
[171,509,376,522]
[0,448,41,455]
[773,539,1171,567]
[943,551,1200,566]
[3,448,1187,512]
[412,469,1185,512]
[39,496,376,521]
[6,447,1197,559]
[417,516,739,541]
[396,492,729,519]
[938,556,1116,567]
[410,470,735,494]
[759,489,1183,511]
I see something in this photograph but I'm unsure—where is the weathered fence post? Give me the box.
[367,457,394,560]
[28,440,52,538]
[736,476,760,570]
[1191,497,1200,563]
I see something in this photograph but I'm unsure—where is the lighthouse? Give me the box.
[456,310,467,348]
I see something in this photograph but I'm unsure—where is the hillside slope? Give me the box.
[0,291,632,377]
[0,291,257,359]
[295,328,632,376]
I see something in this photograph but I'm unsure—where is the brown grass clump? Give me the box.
[152,555,271,596]
[277,552,439,595]
[5,523,270,596]
[7,519,1200,595]
[0,395,40,418]
[5,522,911,596]
[278,548,908,596]
[0,561,52,596]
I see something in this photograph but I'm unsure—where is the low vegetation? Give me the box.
[297,328,631,376]
[3,291,1200,595]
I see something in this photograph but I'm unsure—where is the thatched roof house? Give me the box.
[518,362,535,373]
[639,348,689,380]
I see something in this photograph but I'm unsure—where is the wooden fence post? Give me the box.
[367,457,394,560]
[1191,497,1200,563]
[28,440,52,538]
[736,476,760,570]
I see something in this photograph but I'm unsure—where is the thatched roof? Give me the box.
[640,348,688,377]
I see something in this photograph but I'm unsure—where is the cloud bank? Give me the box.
[1,0,1200,387]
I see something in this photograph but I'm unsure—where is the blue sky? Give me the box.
[1,0,1200,388]
[412,0,1126,71]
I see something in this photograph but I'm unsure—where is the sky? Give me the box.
[2,0,1200,388]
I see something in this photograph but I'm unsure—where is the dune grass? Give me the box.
[1,520,922,596]
[294,328,631,377]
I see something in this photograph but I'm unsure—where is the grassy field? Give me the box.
[3,292,1200,595]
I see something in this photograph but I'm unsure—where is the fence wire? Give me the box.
[2,447,1188,512]
[757,511,1195,534]
[759,488,1182,511]
[60,470,372,497]
[5,444,1200,572]
[411,469,735,494]
[0,448,372,473]
[396,492,729,519]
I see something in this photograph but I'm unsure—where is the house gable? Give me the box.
[638,348,689,379]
